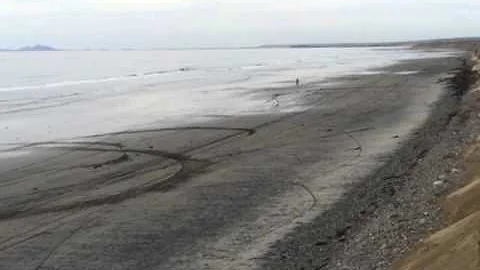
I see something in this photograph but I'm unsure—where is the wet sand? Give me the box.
[0,56,461,269]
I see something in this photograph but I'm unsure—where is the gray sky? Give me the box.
[1,0,480,49]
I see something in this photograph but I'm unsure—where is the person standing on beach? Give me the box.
[296,77,300,87]
[271,93,280,107]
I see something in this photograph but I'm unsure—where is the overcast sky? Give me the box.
[1,0,480,49]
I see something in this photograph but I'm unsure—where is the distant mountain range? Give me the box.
[0,45,59,51]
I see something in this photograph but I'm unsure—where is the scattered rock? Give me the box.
[443,152,456,159]
[433,180,445,187]
[392,135,400,139]
[433,180,447,195]
[316,261,329,269]
[335,226,351,238]
[451,168,460,174]
[315,240,329,246]
[390,213,400,219]
[438,174,447,180]
[419,218,427,225]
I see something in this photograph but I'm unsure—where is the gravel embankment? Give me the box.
[261,53,479,270]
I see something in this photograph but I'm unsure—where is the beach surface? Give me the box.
[0,54,461,269]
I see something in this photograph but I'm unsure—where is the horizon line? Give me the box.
[2,36,480,52]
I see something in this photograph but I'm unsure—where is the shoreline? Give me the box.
[0,53,465,269]
[393,53,480,270]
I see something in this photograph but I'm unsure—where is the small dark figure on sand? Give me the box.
[296,78,300,87]
[272,93,280,107]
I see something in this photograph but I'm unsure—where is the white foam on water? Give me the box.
[0,150,31,158]
[394,70,420,75]
[354,71,385,75]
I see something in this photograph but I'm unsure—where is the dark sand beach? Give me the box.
[0,53,466,269]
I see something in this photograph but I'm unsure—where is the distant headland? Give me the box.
[0,45,60,51]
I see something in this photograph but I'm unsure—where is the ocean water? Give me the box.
[0,47,455,145]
